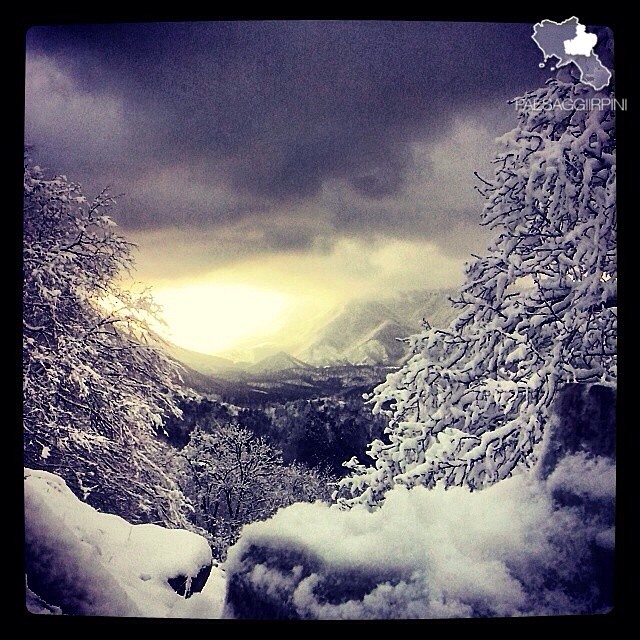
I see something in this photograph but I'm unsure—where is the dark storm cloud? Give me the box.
[25,20,550,247]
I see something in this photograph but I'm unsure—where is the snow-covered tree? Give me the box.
[336,78,616,510]
[23,150,189,526]
[175,424,333,558]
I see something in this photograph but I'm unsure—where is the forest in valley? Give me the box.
[161,378,389,557]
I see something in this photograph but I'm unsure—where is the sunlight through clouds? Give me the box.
[151,283,292,354]
[137,236,466,356]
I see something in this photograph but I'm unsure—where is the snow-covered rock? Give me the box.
[224,471,614,619]
[24,468,225,618]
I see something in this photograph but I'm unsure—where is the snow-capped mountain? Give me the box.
[248,351,312,373]
[295,289,457,366]
[164,342,242,375]
[166,289,458,374]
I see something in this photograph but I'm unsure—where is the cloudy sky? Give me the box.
[26,20,556,356]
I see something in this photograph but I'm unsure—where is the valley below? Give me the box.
[165,288,457,405]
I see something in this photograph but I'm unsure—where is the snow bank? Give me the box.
[225,465,614,619]
[24,468,225,618]
[546,452,616,502]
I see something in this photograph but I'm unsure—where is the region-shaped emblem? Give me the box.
[532,17,611,90]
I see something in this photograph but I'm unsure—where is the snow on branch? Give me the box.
[336,79,616,510]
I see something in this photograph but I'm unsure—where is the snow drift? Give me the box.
[24,468,225,618]
[224,457,615,619]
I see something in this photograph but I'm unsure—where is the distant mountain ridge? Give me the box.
[295,289,458,367]
[164,343,243,375]
[166,288,458,375]
[248,351,311,373]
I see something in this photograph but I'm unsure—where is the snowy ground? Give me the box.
[225,455,615,619]
[25,449,615,619]
[24,468,226,618]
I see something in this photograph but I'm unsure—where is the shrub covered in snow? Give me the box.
[172,424,334,559]
[24,468,225,618]
[224,383,615,619]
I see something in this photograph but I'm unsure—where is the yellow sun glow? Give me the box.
[151,283,291,355]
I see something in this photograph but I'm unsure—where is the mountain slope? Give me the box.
[164,343,241,375]
[164,289,459,375]
[296,289,457,366]
[248,351,312,373]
